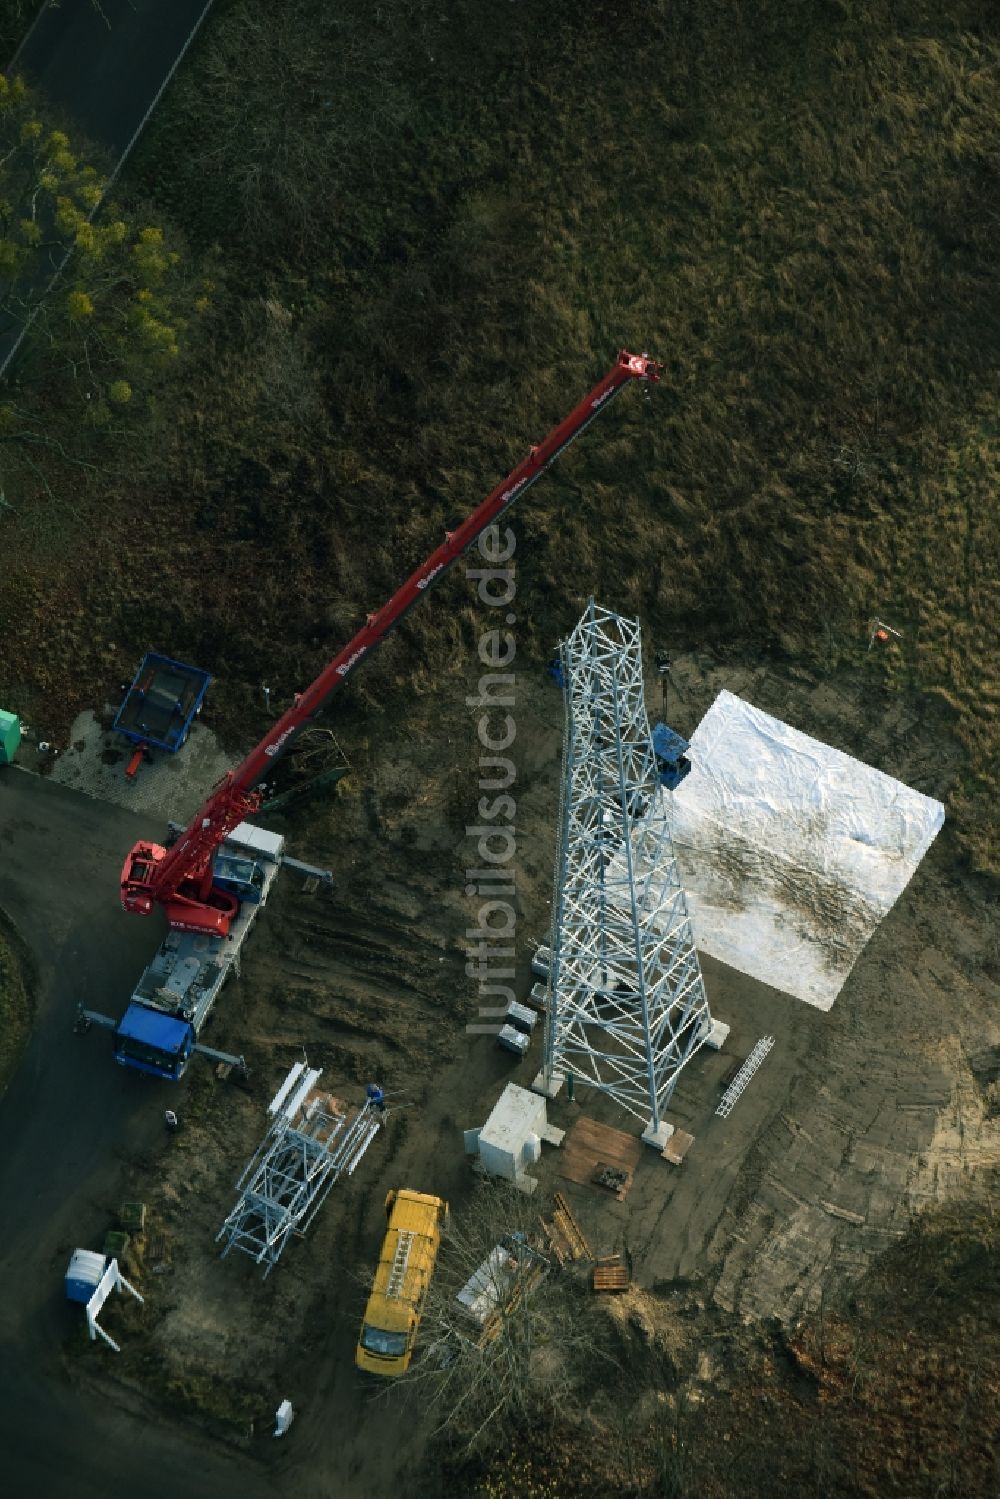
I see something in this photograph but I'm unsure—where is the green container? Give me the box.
[103,1229,131,1258]
[0,710,20,765]
[118,1201,146,1232]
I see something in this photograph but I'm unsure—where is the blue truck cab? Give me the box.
[114,1004,195,1080]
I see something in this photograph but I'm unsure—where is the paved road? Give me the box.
[10,0,215,160]
[1,0,215,374]
[0,768,277,1499]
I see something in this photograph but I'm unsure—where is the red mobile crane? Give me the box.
[120,351,661,940]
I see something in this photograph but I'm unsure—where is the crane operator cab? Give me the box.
[652,723,692,791]
[211,852,266,904]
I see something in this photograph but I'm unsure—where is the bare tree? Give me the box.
[0,72,206,505]
[401,1177,617,1451]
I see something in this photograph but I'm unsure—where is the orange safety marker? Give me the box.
[867,617,903,652]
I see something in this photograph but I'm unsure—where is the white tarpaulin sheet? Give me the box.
[665,691,944,1010]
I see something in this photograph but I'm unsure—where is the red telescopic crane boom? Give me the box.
[120,350,662,934]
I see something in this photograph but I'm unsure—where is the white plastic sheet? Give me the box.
[666,691,944,1009]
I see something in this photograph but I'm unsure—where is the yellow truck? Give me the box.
[355,1188,448,1376]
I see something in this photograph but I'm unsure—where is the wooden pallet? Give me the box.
[553,1190,593,1260]
[592,1257,630,1293]
[559,1115,642,1200]
[540,1192,593,1264]
[662,1128,695,1166]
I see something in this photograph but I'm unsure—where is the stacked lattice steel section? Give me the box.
[217,1062,382,1277]
[540,600,712,1136]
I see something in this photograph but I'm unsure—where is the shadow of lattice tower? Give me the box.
[536,600,713,1144]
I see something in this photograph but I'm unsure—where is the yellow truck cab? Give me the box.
[356,1188,448,1376]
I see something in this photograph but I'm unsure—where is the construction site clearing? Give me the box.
[33,622,990,1480]
[0,349,992,1498]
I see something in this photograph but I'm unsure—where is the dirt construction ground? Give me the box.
[18,637,980,1492]
[1,637,997,1497]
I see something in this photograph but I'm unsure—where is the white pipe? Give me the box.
[268,1061,306,1117]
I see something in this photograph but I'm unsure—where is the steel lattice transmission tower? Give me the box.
[534,600,716,1146]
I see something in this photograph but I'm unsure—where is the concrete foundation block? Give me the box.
[531,1068,565,1100]
[703,1018,730,1050]
[642,1119,675,1150]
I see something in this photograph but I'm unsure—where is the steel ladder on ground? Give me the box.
[715,1036,776,1119]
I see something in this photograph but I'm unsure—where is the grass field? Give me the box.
[1,0,996,866]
